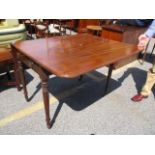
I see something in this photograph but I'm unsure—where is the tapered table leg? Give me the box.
[10,46,21,91]
[41,78,51,129]
[104,64,114,94]
[18,61,29,101]
[14,62,21,91]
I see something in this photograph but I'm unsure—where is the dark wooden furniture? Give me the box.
[53,19,73,35]
[0,48,16,86]
[23,19,37,39]
[102,24,147,44]
[73,19,100,33]
[11,34,140,128]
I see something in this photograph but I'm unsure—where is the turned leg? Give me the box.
[41,78,51,129]
[14,61,21,91]
[18,61,29,101]
[10,47,21,91]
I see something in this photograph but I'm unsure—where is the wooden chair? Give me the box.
[58,19,73,35]
[48,23,61,37]
[35,20,49,38]
[22,19,37,39]
[52,19,73,36]
[35,20,61,38]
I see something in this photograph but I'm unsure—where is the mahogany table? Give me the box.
[11,34,140,128]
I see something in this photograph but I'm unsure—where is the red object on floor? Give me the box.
[131,94,148,102]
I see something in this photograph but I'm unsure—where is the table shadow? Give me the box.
[46,70,120,127]
[48,67,155,128]
[47,71,120,110]
[0,71,34,93]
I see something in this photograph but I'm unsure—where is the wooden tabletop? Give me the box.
[13,34,140,78]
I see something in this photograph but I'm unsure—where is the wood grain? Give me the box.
[13,33,140,78]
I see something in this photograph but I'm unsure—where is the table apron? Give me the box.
[18,54,50,81]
